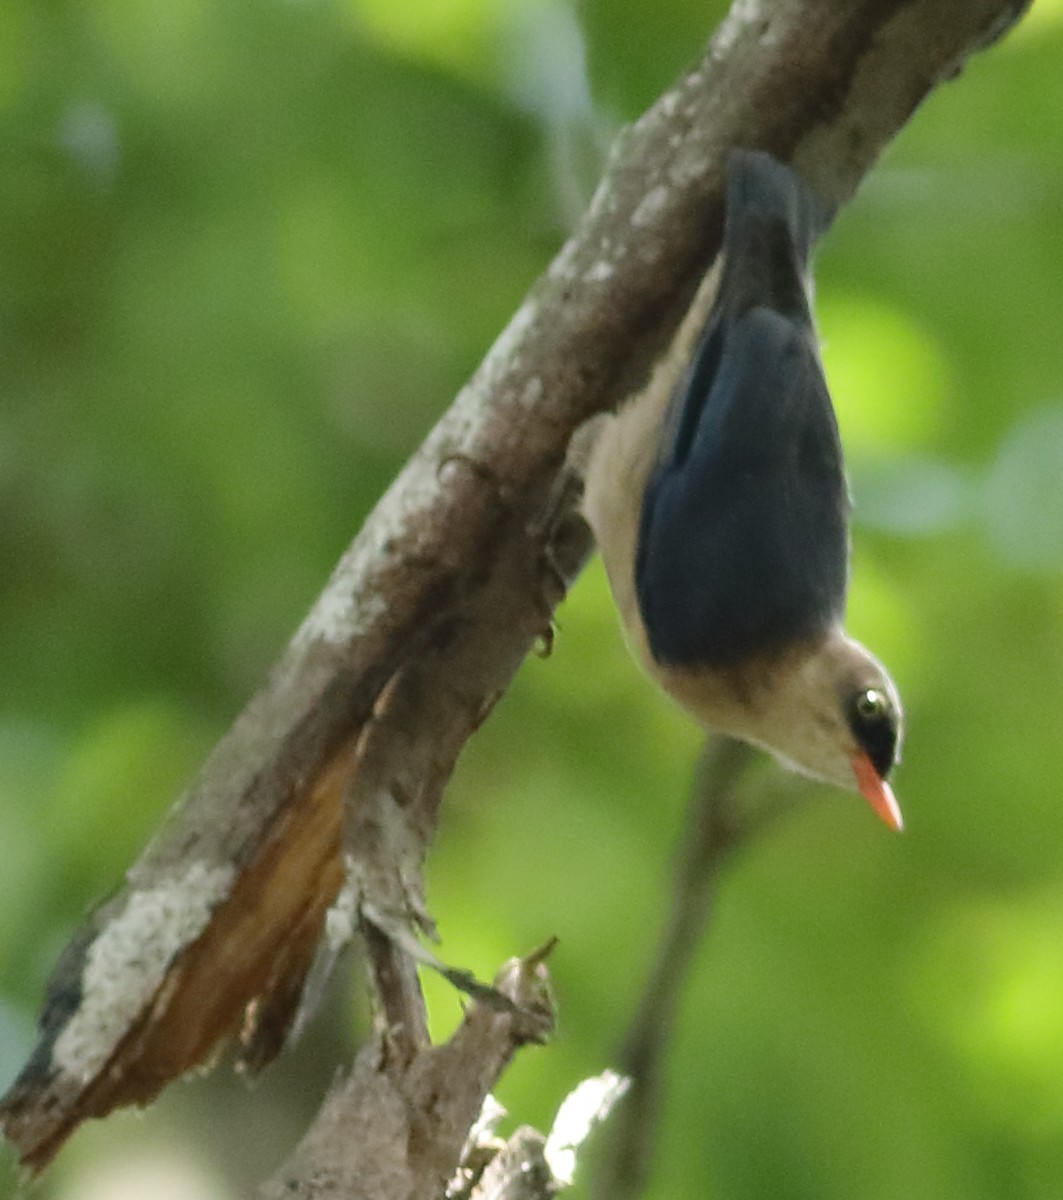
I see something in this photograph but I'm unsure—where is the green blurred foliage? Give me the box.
[1,1,1063,1197]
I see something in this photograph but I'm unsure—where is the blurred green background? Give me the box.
[2,1,1063,1197]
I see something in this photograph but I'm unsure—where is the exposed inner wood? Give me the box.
[4,741,352,1171]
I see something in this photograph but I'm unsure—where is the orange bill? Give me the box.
[851,751,904,832]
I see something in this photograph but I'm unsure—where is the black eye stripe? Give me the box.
[846,689,899,779]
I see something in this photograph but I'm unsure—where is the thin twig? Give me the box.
[362,921,429,1067]
[593,740,803,1200]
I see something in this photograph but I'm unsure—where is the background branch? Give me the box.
[592,740,808,1200]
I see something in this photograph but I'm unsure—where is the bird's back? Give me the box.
[636,152,848,669]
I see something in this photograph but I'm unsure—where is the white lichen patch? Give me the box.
[429,296,543,446]
[668,144,709,191]
[292,557,390,650]
[548,234,583,283]
[519,376,544,409]
[658,89,681,119]
[583,259,615,283]
[289,447,447,651]
[712,0,770,55]
[324,859,359,952]
[477,297,539,390]
[52,861,235,1084]
[630,183,671,229]
[292,290,551,654]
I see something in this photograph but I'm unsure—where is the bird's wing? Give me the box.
[636,303,850,669]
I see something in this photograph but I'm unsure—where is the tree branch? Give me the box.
[257,952,554,1200]
[1,0,1030,1182]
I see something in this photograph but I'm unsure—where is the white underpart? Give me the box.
[52,861,234,1083]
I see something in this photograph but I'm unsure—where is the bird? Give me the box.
[582,149,904,831]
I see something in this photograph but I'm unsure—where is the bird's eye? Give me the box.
[847,686,900,781]
[854,688,889,721]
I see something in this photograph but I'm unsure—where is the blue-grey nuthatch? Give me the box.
[583,150,904,830]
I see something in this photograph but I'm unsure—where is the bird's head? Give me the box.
[743,632,905,830]
[655,629,904,830]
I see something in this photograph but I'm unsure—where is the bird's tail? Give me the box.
[717,149,834,318]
